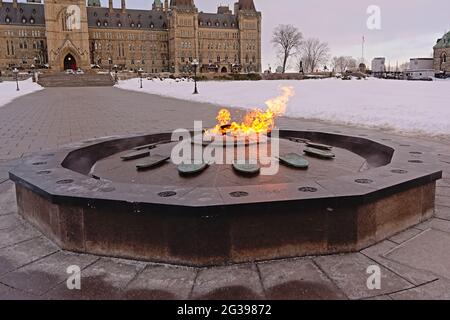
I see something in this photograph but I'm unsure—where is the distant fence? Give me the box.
[262,72,333,80]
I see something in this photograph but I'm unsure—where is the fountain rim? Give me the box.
[9,129,442,212]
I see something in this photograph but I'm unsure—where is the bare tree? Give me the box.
[332,56,357,73]
[399,62,410,71]
[271,24,303,73]
[331,56,340,73]
[299,38,330,73]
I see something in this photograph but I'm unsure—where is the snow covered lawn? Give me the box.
[117,78,450,137]
[0,79,44,108]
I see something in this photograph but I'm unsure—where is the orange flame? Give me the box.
[205,86,294,137]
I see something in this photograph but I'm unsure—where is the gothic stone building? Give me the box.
[434,31,450,73]
[0,0,261,74]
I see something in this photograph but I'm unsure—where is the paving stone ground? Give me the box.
[1,87,450,300]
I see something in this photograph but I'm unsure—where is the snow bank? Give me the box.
[117,78,450,137]
[0,78,44,108]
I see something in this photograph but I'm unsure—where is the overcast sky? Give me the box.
[49,0,450,69]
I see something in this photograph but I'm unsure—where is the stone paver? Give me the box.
[314,253,414,299]
[257,258,347,300]
[435,206,450,221]
[436,187,450,197]
[0,223,41,250]
[0,237,59,276]
[390,279,450,300]
[0,182,17,216]
[0,213,21,231]
[45,258,145,300]
[361,240,438,286]
[0,282,40,300]
[436,196,450,208]
[416,218,450,233]
[385,229,450,280]
[125,264,197,300]
[191,264,265,300]
[0,251,98,296]
[364,295,393,300]
[0,87,450,299]
[389,228,423,245]
[0,88,222,160]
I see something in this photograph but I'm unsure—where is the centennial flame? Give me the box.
[205,86,295,138]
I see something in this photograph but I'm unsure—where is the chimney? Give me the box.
[109,0,113,12]
[13,0,18,8]
[121,0,126,13]
[165,0,169,12]
[234,2,239,15]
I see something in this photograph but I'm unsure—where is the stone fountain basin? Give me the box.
[9,130,442,266]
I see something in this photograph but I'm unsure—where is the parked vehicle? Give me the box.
[76,68,85,75]
[435,72,449,79]
[65,69,75,75]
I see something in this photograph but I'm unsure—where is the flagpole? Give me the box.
[362,36,365,64]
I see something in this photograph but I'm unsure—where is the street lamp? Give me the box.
[113,64,118,83]
[191,59,199,94]
[13,68,19,91]
[138,67,144,89]
[31,64,36,82]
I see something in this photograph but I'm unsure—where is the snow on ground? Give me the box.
[117,77,450,137]
[0,79,44,108]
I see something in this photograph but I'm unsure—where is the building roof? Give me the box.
[0,2,238,31]
[434,31,450,49]
[238,0,256,11]
[198,12,238,29]
[170,0,195,9]
[0,2,45,26]
[87,7,168,30]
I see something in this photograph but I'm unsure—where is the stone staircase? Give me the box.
[37,72,115,88]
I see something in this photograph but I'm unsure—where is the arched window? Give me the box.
[441,53,447,63]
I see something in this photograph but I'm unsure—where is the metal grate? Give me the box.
[158,191,177,198]
[355,179,374,184]
[229,191,249,198]
[298,187,318,193]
